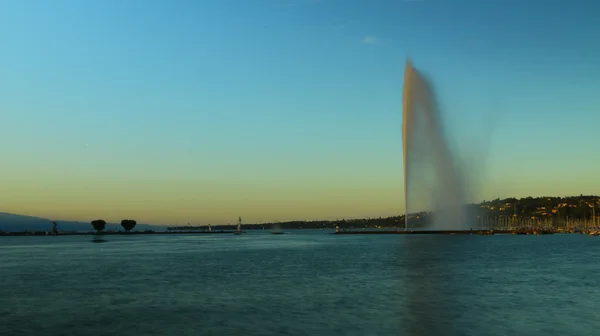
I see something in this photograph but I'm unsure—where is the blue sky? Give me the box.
[0,0,599,224]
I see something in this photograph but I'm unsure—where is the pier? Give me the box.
[332,229,560,235]
[332,215,599,235]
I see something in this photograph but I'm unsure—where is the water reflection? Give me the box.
[91,235,108,243]
[400,236,470,336]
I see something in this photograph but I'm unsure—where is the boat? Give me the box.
[234,216,243,235]
[271,223,285,234]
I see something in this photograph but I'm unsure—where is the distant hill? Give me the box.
[0,212,160,232]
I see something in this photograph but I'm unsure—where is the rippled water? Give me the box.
[1,231,599,335]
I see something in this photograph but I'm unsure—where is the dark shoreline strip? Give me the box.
[332,229,564,235]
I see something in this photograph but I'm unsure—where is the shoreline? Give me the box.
[333,229,590,235]
[1,228,598,236]
[0,230,241,236]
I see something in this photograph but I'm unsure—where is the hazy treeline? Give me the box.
[168,195,599,231]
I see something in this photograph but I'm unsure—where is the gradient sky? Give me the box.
[1,0,599,225]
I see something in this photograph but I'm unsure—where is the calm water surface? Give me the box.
[1,231,599,335]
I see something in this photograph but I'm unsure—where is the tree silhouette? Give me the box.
[91,219,106,232]
[121,219,137,232]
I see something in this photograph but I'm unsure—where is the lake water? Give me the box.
[1,231,599,335]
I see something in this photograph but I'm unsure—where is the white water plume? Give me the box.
[402,59,474,230]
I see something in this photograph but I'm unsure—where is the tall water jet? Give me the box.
[402,59,469,230]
